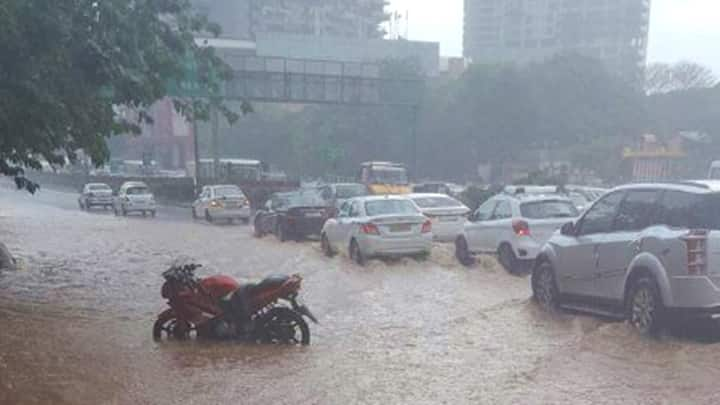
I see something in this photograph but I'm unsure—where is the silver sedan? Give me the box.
[320,196,433,265]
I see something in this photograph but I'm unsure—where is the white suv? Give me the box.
[533,181,720,335]
[455,191,579,272]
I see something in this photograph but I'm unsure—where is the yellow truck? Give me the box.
[360,161,411,195]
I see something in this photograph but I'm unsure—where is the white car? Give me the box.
[455,192,579,273]
[407,193,470,242]
[78,183,114,210]
[113,181,156,217]
[320,196,433,265]
[192,185,251,223]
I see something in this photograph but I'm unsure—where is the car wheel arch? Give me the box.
[623,257,672,308]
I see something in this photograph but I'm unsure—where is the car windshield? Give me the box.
[412,196,464,209]
[335,184,368,199]
[214,186,244,198]
[365,199,418,216]
[369,168,408,185]
[88,184,110,191]
[521,200,579,219]
[126,187,150,195]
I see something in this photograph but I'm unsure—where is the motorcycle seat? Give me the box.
[255,274,289,290]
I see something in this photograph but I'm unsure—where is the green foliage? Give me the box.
[0,0,239,191]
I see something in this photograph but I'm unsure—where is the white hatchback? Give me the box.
[455,193,579,273]
[320,196,433,265]
[407,193,470,242]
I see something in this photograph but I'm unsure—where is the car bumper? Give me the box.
[359,234,433,257]
[122,202,156,211]
[512,237,543,260]
[208,206,251,219]
[666,306,720,321]
[430,221,464,242]
[87,198,113,205]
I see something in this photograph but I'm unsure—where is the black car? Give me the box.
[253,191,330,241]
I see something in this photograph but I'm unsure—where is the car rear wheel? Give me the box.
[349,239,365,266]
[455,236,475,267]
[192,207,198,219]
[532,261,559,311]
[627,277,664,336]
[498,244,518,274]
[121,206,128,216]
[205,209,213,223]
[321,234,335,257]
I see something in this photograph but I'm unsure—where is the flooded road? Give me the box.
[2,187,720,404]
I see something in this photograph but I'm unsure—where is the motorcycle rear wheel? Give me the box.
[258,307,310,346]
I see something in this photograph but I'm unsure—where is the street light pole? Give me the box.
[192,101,201,195]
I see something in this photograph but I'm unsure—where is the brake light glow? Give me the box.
[210,200,221,208]
[421,220,432,233]
[360,223,380,235]
[512,219,530,236]
[682,229,708,275]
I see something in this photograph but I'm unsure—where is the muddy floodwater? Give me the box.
[2,187,720,405]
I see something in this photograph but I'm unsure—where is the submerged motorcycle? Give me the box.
[153,263,317,345]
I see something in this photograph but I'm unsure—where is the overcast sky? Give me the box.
[387,0,720,72]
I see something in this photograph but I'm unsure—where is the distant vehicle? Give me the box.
[360,161,411,195]
[533,181,720,336]
[187,159,287,183]
[564,186,607,211]
[708,161,720,179]
[253,191,329,242]
[192,185,251,224]
[78,183,113,210]
[456,191,579,273]
[113,181,156,217]
[407,193,470,242]
[412,182,465,197]
[317,183,370,210]
[320,196,433,265]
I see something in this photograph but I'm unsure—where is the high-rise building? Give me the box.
[192,0,386,40]
[464,0,651,82]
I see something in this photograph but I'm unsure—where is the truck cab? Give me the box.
[360,162,411,195]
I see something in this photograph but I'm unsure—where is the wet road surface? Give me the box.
[1,187,720,404]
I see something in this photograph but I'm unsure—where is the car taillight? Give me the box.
[512,219,530,236]
[421,220,432,233]
[360,223,380,235]
[210,200,221,208]
[682,229,708,275]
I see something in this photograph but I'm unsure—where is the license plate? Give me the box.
[305,212,323,218]
[389,223,412,232]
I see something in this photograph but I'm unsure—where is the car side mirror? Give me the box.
[561,222,576,237]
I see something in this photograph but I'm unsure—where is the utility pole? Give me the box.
[211,105,220,181]
[410,105,419,180]
[192,102,201,196]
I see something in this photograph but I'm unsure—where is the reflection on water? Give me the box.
[1,191,720,404]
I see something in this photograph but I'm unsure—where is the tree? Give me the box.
[645,61,718,94]
[0,0,240,192]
